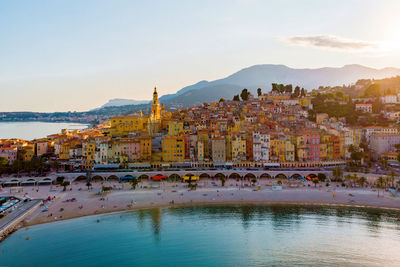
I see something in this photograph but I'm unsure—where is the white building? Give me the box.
[355,103,372,113]
[380,95,397,104]
[253,131,270,162]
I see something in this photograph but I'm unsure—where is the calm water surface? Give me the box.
[0,122,89,140]
[1,205,400,267]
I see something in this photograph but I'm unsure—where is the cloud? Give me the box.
[285,35,377,51]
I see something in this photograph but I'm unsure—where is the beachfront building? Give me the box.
[211,137,226,163]
[0,147,17,163]
[370,133,400,160]
[253,131,270,162]
[162,136,185,162]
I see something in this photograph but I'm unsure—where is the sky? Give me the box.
[1,0,400,112]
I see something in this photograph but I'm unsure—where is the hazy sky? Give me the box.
[1,0,400,112]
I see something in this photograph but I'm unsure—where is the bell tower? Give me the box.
[151,87,161,120]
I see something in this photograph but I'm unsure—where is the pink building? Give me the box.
[304,132,320,162]
[120,141,140,161]
[35,140,49,157]
[0,147,18,163]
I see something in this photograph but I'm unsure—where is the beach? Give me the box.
[1,179,399,228]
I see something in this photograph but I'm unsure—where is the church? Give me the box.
[108,87,168,137]
[148,87,165,134]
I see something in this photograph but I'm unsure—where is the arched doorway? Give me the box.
[275,173,287,179]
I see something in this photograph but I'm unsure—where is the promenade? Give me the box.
[0,199,42,241]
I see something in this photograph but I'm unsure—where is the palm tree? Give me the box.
[86,181,92,190]
[377,177,385,197]
[220,176,226,187]
[358,177,367,188]
[389,170,396,188]
[61,181,70,192]
[332,167,343,182]
[345,174,353,186]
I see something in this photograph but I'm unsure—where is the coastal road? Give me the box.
[0,199,42,232]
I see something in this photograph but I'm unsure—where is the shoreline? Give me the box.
[2,181,400,239]
[22,198,400,228]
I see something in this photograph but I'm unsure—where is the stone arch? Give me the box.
[38,178,53,185]
[138,174,149,180]
[199,173,210,179]
[92,175,104,182]
[307,173,318,180]
[275,173,287,179]
[260,173,272,179]
[229,173,241,179]
[168,173,181,182]
[244,173,256,179]
[214,173,225,179]
[290,173,303,180]
[74,175,87,181]
[107,175,119,181]
[21,178,36,185]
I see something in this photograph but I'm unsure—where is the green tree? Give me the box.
[389,170,396,188]
[257,88,262,96]
[56,176,65,184]
[271,83,278,92]
[372,98,383,113]
[220,176,226,187]
[312,179,319,187]
[240,88,250,101]
[335,91,344,99]
[233,95,240,101]
[61,181,70,191]
[130,179,138,190]
[332,167,343,181]
[364,83,381,97]
[285,84,293,94]
[102,186,112,192]
[294,86,300,97]
[11,159,23,174]
[86,181,92,190]
[300,88,306,97]
[219,98,226,103]
[317,173,327,182]
[358,176,367,187]
[0,157,8,174]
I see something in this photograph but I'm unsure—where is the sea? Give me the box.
[0,122,89,140]
[1,204,400,266]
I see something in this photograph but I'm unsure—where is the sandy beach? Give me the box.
[2,179,400,227]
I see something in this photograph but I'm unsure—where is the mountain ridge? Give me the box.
[103,64,400,108]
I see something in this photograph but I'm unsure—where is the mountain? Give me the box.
[97,64,400,109]
[159,64,400,106]
[98,98,150,109]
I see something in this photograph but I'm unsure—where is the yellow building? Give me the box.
[20,145,35,161]
[109,114,147,137]
[168,121,184,136]
[85,139,96,169]
[139,136,152,161]
[231,134,246,161]
[271,137,295,162]
[162,136,184,162]
[60,142,71,160]
[299,98,312,107]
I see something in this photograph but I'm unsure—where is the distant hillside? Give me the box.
[97,98,150,109]
[96,64,400,109]
[163,84,242,107]
[158,64,400,106]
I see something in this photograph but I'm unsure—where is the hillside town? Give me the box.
[1,86,399,173]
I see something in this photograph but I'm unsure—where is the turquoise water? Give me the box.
[1,205,400,266]
[0,122,89,140]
